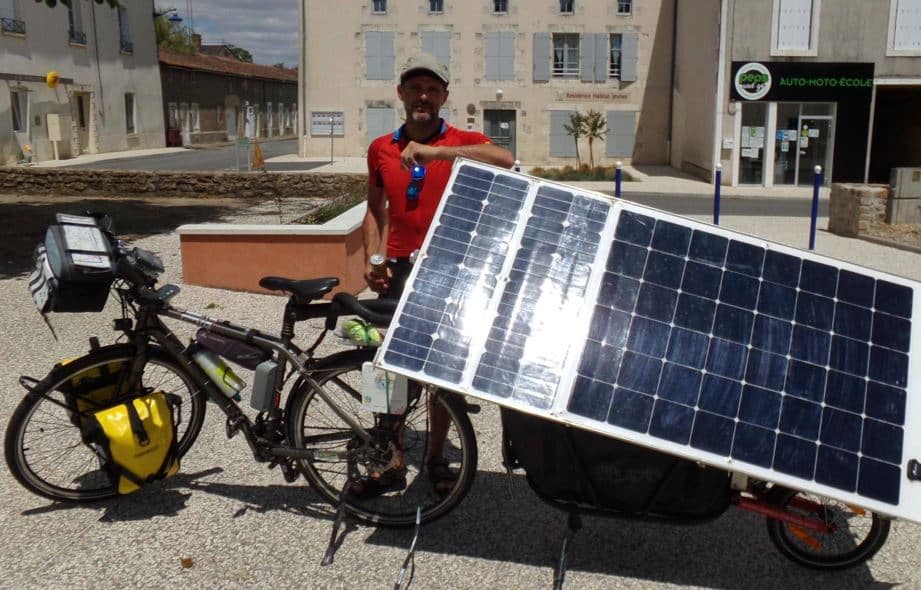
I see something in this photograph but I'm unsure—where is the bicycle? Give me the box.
[5,215,478,527]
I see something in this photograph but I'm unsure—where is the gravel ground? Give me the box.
[2,196,921,589]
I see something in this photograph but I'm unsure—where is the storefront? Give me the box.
[729,62,874,187]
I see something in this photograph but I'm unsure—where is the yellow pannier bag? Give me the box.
[83,391,180,494]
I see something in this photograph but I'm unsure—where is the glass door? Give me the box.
[796,116,833,186]
[739,102,767,184]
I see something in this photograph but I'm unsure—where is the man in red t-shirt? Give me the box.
[361,54,513,496]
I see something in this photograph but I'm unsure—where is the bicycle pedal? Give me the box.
[225,415,244,439]
[280,462,300,483]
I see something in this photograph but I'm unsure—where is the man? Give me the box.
[360,54,514,496]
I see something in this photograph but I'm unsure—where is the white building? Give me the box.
[1,0,165,165]
[298,0,672,167]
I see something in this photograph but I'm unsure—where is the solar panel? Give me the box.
[377,160,921,523]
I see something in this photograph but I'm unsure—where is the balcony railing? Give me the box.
[69,27,86,45]
[1,17,26,35]
[120,38,133,53]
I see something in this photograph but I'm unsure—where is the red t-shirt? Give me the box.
[367,121,492,258]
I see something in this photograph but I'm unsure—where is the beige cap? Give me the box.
[400,54,450,86]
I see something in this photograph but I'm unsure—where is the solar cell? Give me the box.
[377,160,921,523]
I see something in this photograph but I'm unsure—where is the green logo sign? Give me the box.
[734,62,772,101]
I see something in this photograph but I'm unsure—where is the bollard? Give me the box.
[514,159,521,173]
[713,163,722,225]
[808,165,822,250]
[614,161,623,199]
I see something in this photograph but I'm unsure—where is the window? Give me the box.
[371,0,386,13]
[429,0,443,12]
[772,0,820,55]
[486,31,515,80]
[494,0,508,12]
[118,6,132,53]
[888,0,921,55]
[1,0,25,34]
[560,0,574,13]
[124,93,135,134]
[421,31,451,74]
[609,34,622,78]
[10,90,27,132]
[67,0,86,44]
[552,33,579,78]
[617,0,632,14]
[365,31,395,80]
[550,110,578,157]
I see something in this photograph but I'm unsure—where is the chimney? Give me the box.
[192,33,202,51]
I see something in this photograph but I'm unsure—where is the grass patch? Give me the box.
[530,164,633,182]
[289,187,365,225]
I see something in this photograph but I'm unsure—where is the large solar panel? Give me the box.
[377,160,921,523]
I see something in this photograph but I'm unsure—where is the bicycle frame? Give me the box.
[117,288,376,464]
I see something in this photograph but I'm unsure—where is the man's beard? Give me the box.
[410,109,435,123]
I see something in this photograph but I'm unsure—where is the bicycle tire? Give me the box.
[765,486,891,570]
[4,344,206,503]
[285,348,478,527]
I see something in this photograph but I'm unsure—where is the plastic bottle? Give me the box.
[193,349,245,401]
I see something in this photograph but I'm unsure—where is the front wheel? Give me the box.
[286,349,478,527]
[4,344,206,503]
[765,486,891,570]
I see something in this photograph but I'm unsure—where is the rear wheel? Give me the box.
[765,486,890,570]
[286,349,478,527]
[4,345,206,502]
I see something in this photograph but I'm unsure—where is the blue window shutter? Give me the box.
[550,110,578,157]
[580,34,594,82]
[605,110,636,157]
[486,32,499,80]
[595,33,608,82]
[365,32,380,79]
[382,31,395,80]
[501,32,515,80]
[533,33,551,82]
[422,31,450,72]
[367,107,395,150]
[620,32,638,82]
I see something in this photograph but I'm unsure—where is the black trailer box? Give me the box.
[29,214,116,313]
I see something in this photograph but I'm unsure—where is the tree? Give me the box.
[34,0,120,7]
[154,10,195,54]
[562,112,586,168]
[226,45,253,63]
[583,110,607,169]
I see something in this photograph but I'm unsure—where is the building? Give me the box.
[160,48,298,146]
[298,0,673,166]
[1,0,165,165]
[672,0,921,187]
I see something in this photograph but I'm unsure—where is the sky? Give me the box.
[164,0,299,68]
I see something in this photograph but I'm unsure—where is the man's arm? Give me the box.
[401,141,515,170]
[362,180,390,292]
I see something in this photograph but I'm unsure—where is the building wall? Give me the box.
[160,67,297,144]
[300,0,673,166]
[670,0,720,180]
[0,0,164,165]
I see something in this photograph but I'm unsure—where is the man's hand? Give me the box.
[364,263,391,294]
[400,141,441,169]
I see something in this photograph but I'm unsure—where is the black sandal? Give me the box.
[349,468,407,499]
[427,457,457,496]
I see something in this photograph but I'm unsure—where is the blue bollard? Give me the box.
[713,163,722,225]
[614,161,623,199]
[514,159,521,173]
[809,165,823,250]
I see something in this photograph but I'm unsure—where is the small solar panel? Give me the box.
[377,160,921,523]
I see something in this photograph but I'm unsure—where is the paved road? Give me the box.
[611,191,829,218]
[67,139,324,173]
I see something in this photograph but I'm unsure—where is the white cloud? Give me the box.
[164,0,299,67]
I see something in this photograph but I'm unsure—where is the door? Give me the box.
[226,106,237,139]
[71,93,90,155]
[483,109,516,157]
[796,117,833,186]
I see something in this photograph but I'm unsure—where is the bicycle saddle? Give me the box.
[259,276,339,301]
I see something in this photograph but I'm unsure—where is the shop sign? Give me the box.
[730,62,874,102]
[557,91,630,102]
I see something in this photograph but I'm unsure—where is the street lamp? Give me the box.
[153,7,183,23]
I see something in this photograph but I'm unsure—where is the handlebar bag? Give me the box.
[501,408,731,521]
[28,214,115,314]
[81,391,180,495]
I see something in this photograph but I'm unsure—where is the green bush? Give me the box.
[530,165,632,182]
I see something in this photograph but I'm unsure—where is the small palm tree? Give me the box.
[562,112,586,168]
[583,110,607,169]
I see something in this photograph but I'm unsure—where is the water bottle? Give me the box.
[193,349,245,401]
[406,164,426,201]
